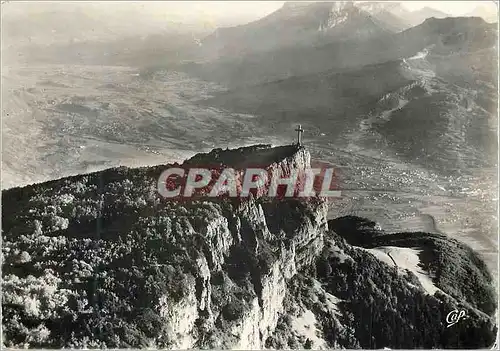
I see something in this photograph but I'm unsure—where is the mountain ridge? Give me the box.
[183,16,496,89]
[200,1,401,58]
[196,16,497,174]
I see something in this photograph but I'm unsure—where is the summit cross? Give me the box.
[295,124,304,146]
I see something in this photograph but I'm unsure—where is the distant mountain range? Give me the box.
[465,4,499,23]
[201,1,400,58]
[187,11,498,174]
[7,1,496,69]
[4,0,498,175]
[186,15,497,87]
[200,1,459,58]
[406,6,449,26]
[0,2,211,51]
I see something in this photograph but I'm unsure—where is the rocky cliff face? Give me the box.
[1,144,497,348]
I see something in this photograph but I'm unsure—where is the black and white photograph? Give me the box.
[1,1,499,349]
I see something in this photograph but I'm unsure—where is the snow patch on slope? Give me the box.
[290,309,328,349]
[362,246,441,295]
[408,48,429,61]
[287,278,344,349]
[402,47,437,84]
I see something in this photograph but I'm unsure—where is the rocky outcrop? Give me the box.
[1,144,497,349]
[2,144,326,348]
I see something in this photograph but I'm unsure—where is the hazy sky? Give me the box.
[155,1,498,22]
[2,1,498,30]
[400,1,498,15]
[4,1,498,19]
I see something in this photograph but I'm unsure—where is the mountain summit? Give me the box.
[201,1,396,58]
[199,1,462,59]
[404,6,449,26]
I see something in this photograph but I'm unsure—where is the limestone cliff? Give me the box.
[1,144,497,349]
